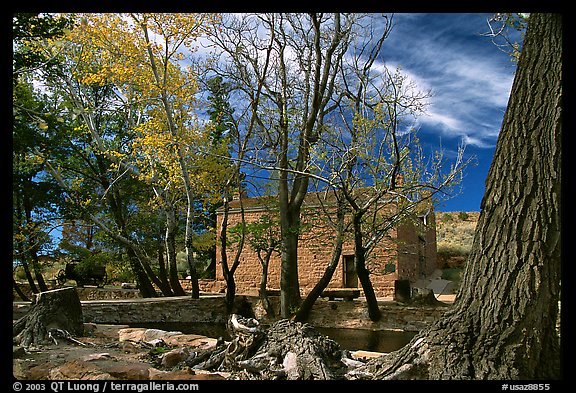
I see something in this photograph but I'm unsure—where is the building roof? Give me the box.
[218,187,418,215]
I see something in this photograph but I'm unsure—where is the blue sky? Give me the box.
[150,12,521,214]
[379,13,522,212]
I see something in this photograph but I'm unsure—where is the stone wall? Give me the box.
[13,294,448,332]
[13,284,142,302]
[14,280,225,302]
[305,299,445,331]
[215,195,437,299]
[81,296,233,325]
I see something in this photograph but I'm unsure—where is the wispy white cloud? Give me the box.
[381,13,518,149]
[422,110,463,132]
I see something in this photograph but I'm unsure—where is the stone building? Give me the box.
[215,191,437,298]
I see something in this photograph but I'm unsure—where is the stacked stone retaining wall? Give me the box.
[13,293,447,332]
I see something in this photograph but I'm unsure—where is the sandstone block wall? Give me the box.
[215,196,437,298]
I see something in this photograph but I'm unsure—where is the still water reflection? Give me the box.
[316,327,416,353]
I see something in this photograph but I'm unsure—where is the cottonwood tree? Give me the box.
[129,13,222,298]
[31,13,224,297]
[355,12,561,380]
[12,13,74,297]
[37,85,162,297]
[203,14,280,312]
[207,13,395,318]
[294,60,467,321]
[13,81,61,296]
[293,190,349,322]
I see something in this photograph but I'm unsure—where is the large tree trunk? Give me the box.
[165,209,184,296]
[13,287,84,348]
[257,248,275,318]
[357,13,562,380]
[352,212,382,322]
[185,201,201,299]
[125,246,158,298]
[279,211,302,318]
[218,189,245,313]
[278,121,303,318]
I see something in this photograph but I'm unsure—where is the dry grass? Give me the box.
[435,211,479,267]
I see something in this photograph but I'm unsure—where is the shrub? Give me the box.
[441,267,462,281]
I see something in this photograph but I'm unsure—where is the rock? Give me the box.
[118,327,217,352]
[83,323,98,336]
[117,328,184,345]
[13,359,29,379]
[53,359,155,380]
[118,328,147,342]
[161,347,190,368]
[162,334,217,350]
[143,328,182,342]
[96,361,151,380]
[148,367,196,380]
[120,340,141,353]
[350,350,383,361]
[81,353,115,362]
[47,356,228,381]
[49,360,113,380]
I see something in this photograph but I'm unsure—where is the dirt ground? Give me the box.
[13,324,228,380]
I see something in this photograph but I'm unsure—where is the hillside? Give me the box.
[435,211,480,269]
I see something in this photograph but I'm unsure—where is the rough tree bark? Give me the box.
[219,187,246,313]
[188,315,348,380]
[357,13,562,380]
[13,287,84,348]
[256,247,276,318]
[352,210,382,322]
[165,207,185,296]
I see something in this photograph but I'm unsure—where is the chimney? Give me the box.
[232,188,248,200]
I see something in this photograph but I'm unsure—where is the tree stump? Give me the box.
[13,287,84,347]
[252,319,345,379]
[189,315,349,379]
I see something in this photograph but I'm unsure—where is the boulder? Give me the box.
[162,334,217,349]
[161,347,191,368]
[118,328,147,342]
[143,329,182,342]
[118,328,218,351]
